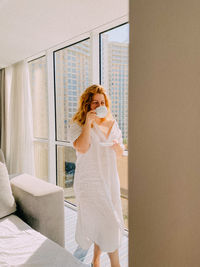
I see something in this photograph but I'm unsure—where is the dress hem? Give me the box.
[75,235,123,253]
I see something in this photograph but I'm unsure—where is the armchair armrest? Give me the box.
[10,174,65,247]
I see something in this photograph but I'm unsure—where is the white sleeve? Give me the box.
[115,121,125,150]
[67,123,82,143]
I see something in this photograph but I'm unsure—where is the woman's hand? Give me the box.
[111,139,124,157]
[85,110,97,127]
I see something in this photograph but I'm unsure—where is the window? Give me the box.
[34,141,48,181]
[100,23,129,229]
[28,20,129,231]
[28,56,49,181]
[56,145,77,205]
[54,39,91,141]
[54,38,91,203]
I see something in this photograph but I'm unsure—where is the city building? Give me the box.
[101,34,128,142]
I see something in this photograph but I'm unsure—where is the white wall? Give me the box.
[129,0,200,266]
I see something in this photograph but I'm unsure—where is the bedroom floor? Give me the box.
[64,202,128,267]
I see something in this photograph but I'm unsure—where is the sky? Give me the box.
[105,23,129,43]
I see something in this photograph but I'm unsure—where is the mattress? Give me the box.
[0,215,89,267]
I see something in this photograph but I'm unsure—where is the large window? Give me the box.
[28,56,49,181]
[100,23,129,146]
[100,23,129,229]
[54,39,91,141]
[28,21,129,230]
[54,38,91,201]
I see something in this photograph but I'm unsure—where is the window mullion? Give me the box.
[90,31,99,84]
[47,50,56,185]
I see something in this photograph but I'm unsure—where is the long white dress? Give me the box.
[68,120,125,253]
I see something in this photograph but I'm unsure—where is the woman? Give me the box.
[68,84,124,267]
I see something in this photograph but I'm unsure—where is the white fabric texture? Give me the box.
[5,61,35,175]
[3,66,12,164]
[0,215,88,267]
[68,120,125,252]
[0,162,16,218]
[0,69,6,153]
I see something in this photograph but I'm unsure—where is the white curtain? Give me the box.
[0,68,6,152]
[4,66,12,164]
[5,61,35,175]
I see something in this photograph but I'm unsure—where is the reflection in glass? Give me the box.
[100,24,129,229]
[57,145,77,205]
[100,23,129,147]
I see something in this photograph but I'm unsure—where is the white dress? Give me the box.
[68,120,125,253]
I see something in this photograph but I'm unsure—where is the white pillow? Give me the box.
[0,162,16,218]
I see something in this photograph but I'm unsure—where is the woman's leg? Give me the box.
[108,249,121,267]
[92,243,101,267]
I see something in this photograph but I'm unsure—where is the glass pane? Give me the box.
[34,142,48,181]
[29,56,48,139]
[100,24,129,229]
[100,24,129,147]
[117,155,128,229]
[54,39,91,141]
[57,145,76,205]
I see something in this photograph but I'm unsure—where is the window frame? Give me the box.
[28,54,50,181]
[53,37,91,143]
[99,22,129,85]
[99,22,129,152]
[26,15,128,187]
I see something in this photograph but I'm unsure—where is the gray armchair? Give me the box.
[0,148,65,247]
[11,173,65,247]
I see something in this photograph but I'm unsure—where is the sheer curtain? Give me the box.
[0,68,6,153]
[5,61,35,175]
[0,68,10,163]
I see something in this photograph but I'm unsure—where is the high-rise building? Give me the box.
[55,40,91,141]
[101,34,128,142]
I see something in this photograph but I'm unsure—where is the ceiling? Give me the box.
[0,0,128,68]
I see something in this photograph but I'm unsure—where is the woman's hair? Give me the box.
[72,84,111,126]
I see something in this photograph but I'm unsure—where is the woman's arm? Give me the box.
[73,110,96,153]
[111,122,124,157]
[112,139,124,157]
[73,123,91,153]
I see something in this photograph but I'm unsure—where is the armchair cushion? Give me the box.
[0,162,16,218]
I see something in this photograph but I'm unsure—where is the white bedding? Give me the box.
[0,215,89,267]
